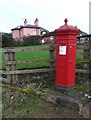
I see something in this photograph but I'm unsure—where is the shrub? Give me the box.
[2,34,42,47]
[23,35,42,46]
[2,33,13,47]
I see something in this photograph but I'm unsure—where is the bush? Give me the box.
[12,35,42,47]
[2,33,13,47]
[23,35,42,46]
[2,34,42,47]
[12,40,24,47]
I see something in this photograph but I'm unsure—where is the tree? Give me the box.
[2,33,13,47]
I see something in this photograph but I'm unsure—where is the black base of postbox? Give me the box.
[56,85,75,91]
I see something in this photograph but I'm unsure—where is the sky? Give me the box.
[0,0,90,34]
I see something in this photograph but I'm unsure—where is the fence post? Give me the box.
[10,50,18,85]
[83,37,90,83]
[5,51,11,83]
[49,44,55,80]
[4,48,18,114]
[5,48,18,85]
[89,36,91,85]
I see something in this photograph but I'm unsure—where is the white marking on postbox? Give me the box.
[59,46,67,55]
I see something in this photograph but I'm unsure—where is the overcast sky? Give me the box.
[0,0,90,33]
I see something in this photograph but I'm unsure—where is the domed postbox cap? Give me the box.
[54,18,80,34]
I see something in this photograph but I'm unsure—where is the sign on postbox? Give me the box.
[59,46,67,55]
[54,18,80,90]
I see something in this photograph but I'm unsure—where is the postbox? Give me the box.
[54,18,80,90]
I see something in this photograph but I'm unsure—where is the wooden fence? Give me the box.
[1,45,55,85]
[76,34,91,82]
[1,35,91,85]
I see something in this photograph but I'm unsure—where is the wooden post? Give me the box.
[4,48,18,114]
[89,36,91,86]
[10,51,18,85]
[83,49,90,60]
[83,37,90,83]
[4,51,11,83]
[49,44,55,80]
[4,48,18,85]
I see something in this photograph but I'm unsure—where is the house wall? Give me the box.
[12,27,41,39]
[12,30,20,39]
[20,29,24,38]
[21,28,41,37]
[36,28,41,35]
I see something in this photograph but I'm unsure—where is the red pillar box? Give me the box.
[54,18,80,90]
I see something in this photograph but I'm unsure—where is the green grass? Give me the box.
[2,83,79,118]
[2,84,64,118]
[1,45,90,69]
[16,45,49,69]
[74,83,91,95]
[76,53,83,64]
[2,92,63,118]
[1,45,50,70]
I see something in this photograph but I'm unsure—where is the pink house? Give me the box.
[11,18,49,39]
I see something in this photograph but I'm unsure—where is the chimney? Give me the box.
[24,19,28,26]
[34,18,39,26]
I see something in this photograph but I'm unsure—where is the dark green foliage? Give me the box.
[13,40,24,47]
[2,34,42,47]
[2,33,13,47]
[23,35,42,46]
[13,35,42,47]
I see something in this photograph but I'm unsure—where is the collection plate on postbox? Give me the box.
[59,46,67,55]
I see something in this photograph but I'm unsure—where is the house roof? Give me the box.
[42,30,88,38]
[42,31,54,38]
[77,30,88,37]
[11,24,40,30]
[11,24,49,33]
[40,27,49,33]
[79,30,88,35]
